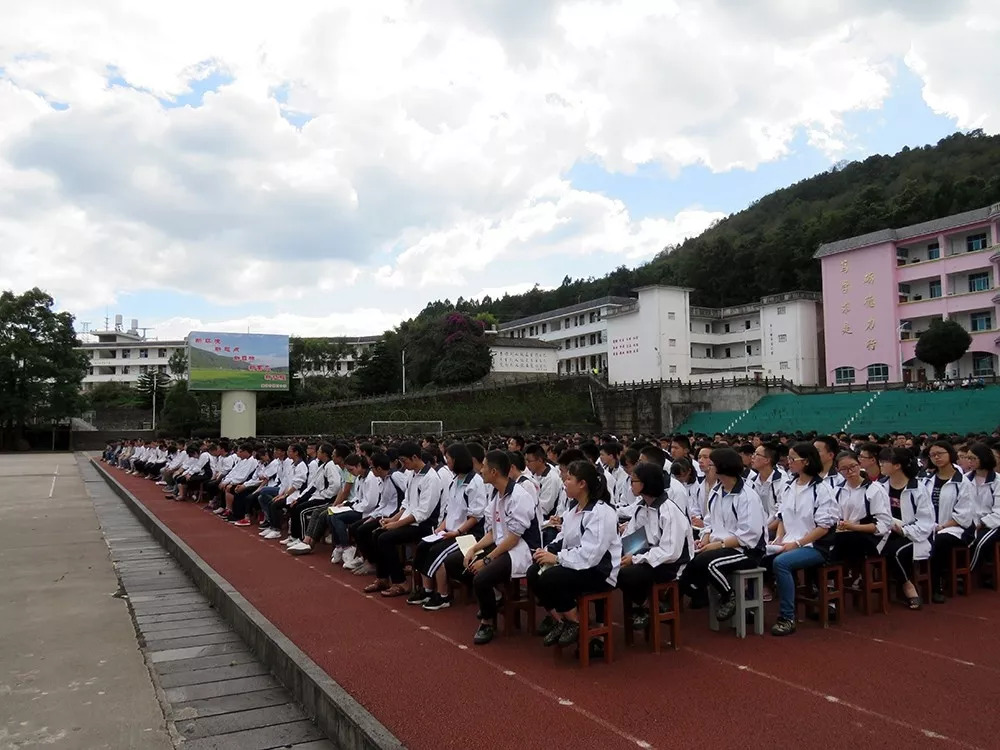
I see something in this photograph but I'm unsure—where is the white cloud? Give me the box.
[0,0,993,322]
[149,309,409,342]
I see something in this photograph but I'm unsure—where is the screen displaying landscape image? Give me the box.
[187,332,290,391]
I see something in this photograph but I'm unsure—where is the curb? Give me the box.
[89,458,405,750]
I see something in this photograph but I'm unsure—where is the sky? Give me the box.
[1,1,996,343]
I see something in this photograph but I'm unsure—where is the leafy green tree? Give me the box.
[0,288,89,448]
[135,369,171,410]
[159,380,202,436]
[915,318,973,379]
[168,349,188,377]
[432,313,491,386]
[86,381,141,409]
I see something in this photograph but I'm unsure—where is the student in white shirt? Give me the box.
[218,443,260,524]
[618,462,694,630]
[171,443,214,501]
[748,443,788,534]
[679,448,765,620]
[829,450,892,574]
[348,451,406,576]
[261,444,309,540]
[813,435,841,490]
[524,444,561,520]
[251,445,285,528]
[923,440,976,603]
[364,442,442,597]
[637,446,688,516]
[529,460,622,649]
[599,441,632,521]
[286,444,345,552]
[968,442,1000,571]
[410,444,488,612]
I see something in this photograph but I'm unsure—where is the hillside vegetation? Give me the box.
[422,130,1000,317]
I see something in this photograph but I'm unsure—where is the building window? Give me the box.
[777,334,788,343]
[724,323,730,333]
[668,338,676,347]
[346,361,354,372]
[121,349,130,359]
[705,348,712,358]
[834,366,855,385]
[565,318,570,328]
[746,344,752,355]
[929,279,942,298]
[969,272,990,293]
[704,324,710,333]
[724,347,732,358]
[667,312,675,320]
[971,311,993,332]
[777,306,786,315]
[669,365,677,374]
[122,366,131,375]
[967,233,988,252]
[139,365,148,374]
[867,363,889,383]
[927,242,940,260]
[779,361,789,370]
[745,320,751,330]
[158,348,167,357]
[973,353,995,377]
[158,365,167,373]
[139,349,148,358]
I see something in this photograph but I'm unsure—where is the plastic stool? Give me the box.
[708,567,765,637]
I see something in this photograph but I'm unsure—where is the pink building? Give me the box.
[815,202,1000,386]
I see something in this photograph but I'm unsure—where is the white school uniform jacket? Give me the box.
[968,471,1000,528]
[222,457,259,486]
[307,458,319,485]
[485,481,537,578]
[372,473,404,518]
[748,466,789,523]
[305,460,342,502]
[187,451,212,476]
[703,478,766,552]
[440,471,488,532]
[834,478,892,538]
[606,463,633,520]
[623,494,694,573]
[400,465,442,525]
[534,466,562,518]
[684,479,704,520]
[550,500,621,586]
[352,471,382,517]
[878,477,935,559]
[921,471,976,540]
[247,457,281,488]
[662,473,690,516]
[281,460,309,499]
[775,476,839,548]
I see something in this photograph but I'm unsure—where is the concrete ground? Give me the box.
[0,453,172,750]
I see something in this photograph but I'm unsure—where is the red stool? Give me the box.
[555,590,613,668]
[623,580,680,653]
[911,558,932,602]
[796,564,844,627]
[947,545,971,597]
[493,578,536,637]
[850,557,889,615]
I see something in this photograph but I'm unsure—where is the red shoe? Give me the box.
[233,518,251,527]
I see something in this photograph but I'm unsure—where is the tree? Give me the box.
[432,312,492,386]
[0,288,89,449]
[915,318,973,378]
[86,381,141,409]
[168,349,188,377]
[159,381,202,437]
[135,370,171,410]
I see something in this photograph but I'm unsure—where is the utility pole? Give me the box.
[401,350,407,394]
[152,373,158,432]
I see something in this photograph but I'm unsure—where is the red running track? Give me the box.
[106,465,1000,750]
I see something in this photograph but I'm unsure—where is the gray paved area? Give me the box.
[0,454,334,750]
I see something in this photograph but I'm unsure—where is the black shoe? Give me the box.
[631,613,650,630]
[422,593,451,611]
[771,617,796,636]
[588,637,605,660]
[473,623,495,645]
[932,589,946,604]
[557,620,580,647]
[715,591,737,622]
[542,620,565,646]
[407,588,430,606]
[537,614,558,636]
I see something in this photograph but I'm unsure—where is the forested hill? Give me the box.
[420,131,1000,321]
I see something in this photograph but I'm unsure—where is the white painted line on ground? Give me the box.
[685,646,983,750]
[48,465,59,498]
[830,627,997,674]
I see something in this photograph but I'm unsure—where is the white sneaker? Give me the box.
[331,547,344,563]
[156,481,167,486]
[213,507,226,515]
[343,556,364,571]
[287,542,312,554]
[283,537,301,546]
[341,546,357,567]
[258,527,271,537]
[263,529,282,540]
[352,562,375,576]
[323,534,333,545]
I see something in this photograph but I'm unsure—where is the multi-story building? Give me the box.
[604,286,822,385]
[298,336,380,377]
[79,318,184,390]
[487,335,559,376]
[815,202,1000,385]
[498,296,634,375]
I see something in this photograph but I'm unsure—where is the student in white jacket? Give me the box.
[878,447,935,610]
[967,442,1000,571]
[617,462,694,630]
[829,449,892,570]
[529,459,621,649]
[923,440,977,602]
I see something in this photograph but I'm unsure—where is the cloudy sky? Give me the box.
[1,1,995,342]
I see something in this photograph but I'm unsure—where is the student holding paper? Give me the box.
[446,450,537,645]
[528,460,622,648]
[409,444,488,611]
[617,462,695,629]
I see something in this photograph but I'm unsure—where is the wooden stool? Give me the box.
[948,545,971,597]
[796,564,844,627]
[850,557,889,615]
[708,567,765,637]
[493,578,536,637]
[911,558,932,602]
[624,580,680,653]
[975,541,1000,591]
[554,590,613,668]
[447,577,474,605]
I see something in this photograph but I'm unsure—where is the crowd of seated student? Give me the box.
[101,425,1000,649]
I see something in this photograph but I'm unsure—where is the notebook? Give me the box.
[621,528,650,556]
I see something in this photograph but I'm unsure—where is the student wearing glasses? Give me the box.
[767,443,839,636]
[923,440,976,603]
[829,450,892,578]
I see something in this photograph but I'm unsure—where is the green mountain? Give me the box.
[421,130,1000,318]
